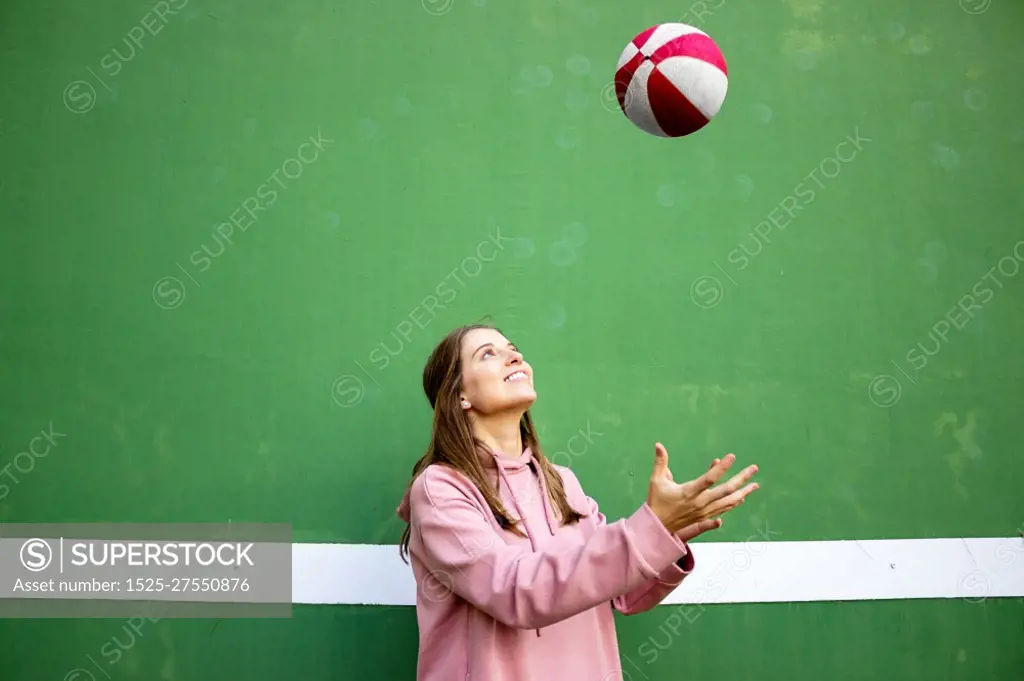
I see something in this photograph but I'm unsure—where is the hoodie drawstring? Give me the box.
[491,449,554,637]
[531,459,559,537]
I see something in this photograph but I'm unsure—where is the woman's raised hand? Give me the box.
[646,442,759,537]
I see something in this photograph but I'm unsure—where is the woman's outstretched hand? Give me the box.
[646,443,759,538]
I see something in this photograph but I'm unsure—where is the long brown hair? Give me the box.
[398,324,585,563]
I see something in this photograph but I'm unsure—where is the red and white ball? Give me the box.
[614,23,729,138]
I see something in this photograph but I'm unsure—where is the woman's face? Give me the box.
[459,327,535,415]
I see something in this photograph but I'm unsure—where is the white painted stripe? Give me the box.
[291,537,1024,606]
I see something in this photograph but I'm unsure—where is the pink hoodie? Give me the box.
[396,446,696,681]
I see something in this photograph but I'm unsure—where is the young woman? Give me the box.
[396,324,760,681]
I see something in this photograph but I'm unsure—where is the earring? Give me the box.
[461,399,470,409]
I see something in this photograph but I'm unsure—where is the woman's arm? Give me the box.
[610,513,696,615]
[563,470,697,615]
[410,465,687,630]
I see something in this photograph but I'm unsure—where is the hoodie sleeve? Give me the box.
[602,499,696,615]
[611,549,694,615]
[558,469,695,615]
[410,465,688,630]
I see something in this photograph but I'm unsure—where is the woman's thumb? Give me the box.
[651,443,669,477]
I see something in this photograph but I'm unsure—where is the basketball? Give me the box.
[613,23,729,138]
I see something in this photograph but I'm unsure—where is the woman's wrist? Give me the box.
[646,500,678,534]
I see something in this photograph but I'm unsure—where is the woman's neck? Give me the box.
[472,412,524,459]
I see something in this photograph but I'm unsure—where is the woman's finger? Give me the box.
[683,453,736,494]
[676,517,723,542]
[650,442,671,480]
[699,464,758,504]
[700,482,759,518]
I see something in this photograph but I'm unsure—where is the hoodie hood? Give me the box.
[397,445,556,637]
[397,490,412,523]
[395,445,557,538]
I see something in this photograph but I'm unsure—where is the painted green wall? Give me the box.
[1,0,1022,678]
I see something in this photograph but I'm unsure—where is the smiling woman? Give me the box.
[394,324,760,681]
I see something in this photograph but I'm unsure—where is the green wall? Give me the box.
[1,0,1022,678]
